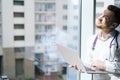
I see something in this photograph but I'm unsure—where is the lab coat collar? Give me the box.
[98,30,116,41]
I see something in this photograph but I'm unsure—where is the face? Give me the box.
[96,9,115,30]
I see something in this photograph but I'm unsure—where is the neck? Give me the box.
[101,29,114,38]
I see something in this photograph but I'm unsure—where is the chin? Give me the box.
[96,25,101,28]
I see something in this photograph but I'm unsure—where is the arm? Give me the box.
[91,48,120,73]
[105,35,120,73]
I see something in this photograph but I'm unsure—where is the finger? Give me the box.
[75,65,79,70]
[74,65,85,73]
[91,66,97,70]
[78,69,85,73]
[69,65,75,68]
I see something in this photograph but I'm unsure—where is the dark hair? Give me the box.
[107,5,120,24]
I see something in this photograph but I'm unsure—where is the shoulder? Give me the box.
[88,33,97,42]
[87,33,97,46]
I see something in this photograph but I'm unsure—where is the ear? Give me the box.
[111,23,118,28]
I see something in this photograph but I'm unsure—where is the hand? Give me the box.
[91,60,105,71]
[69,65,85,73]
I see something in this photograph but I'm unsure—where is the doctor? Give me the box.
[70,5,120,80]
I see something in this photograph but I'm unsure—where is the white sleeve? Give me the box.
[105,47,120,73]
[105,34,120,73]
[105,61,115,72]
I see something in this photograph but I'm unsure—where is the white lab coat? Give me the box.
[84,30,120,80]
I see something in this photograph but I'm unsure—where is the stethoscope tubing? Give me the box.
[92,31,119,61]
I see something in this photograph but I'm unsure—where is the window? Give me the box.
[14,24,24,29]
[0,56,2,76]
[96,13,101,18]
[62,25,67,30]
[63,15,67,20]
[0,12,2,21]
[96,2,104,7]
[73,16,78,20]
[14,36,24,40]
[35,14,55,22]
[0,35,2,45]
[35,3,55,11]
[63,4,68,9]
[14,1,24,5]
[14,47,25,53]
[45,3,55,11]
[35,35,43,43]
[73,26,78,30]
[46,25,54,32]
[36,24,54,32]
[73,5,78,9]
[14,12,24,17]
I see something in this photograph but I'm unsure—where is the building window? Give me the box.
[14,12,24,17]
[35,35,44,43]
[35,24,54,32]
[14,0,24,5]
[73,5,78,9]
[35,14,55,22]
[73,26,78,30]
[16,59,24,77]
[14,36,24,40]
[96,2,104,7]
[63,25,67,30]
[14,47,25,53]
[35,3,55,11]
[0,12,1,21]
[96,13,101,18]
[14,24,24,29]
[63,4,68,9]
[73,16,78,20]
[63,15,67,20]
[45,3,56,11]
[0,35,2,45]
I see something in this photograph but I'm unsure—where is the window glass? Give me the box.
[14,36,24,40]
[62,25,67,30]
[14,24,24,29]
[14,47,25,53]
[35,3,55,11]
[35,13,55,22]
[63,15,67,20]
[96,2,104,7]
[63,4,68,9]
[14,12,24,17]
[14,1,24,5]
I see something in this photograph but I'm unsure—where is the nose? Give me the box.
[98,15,103,21]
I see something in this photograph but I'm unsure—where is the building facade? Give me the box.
[0,0,70,79]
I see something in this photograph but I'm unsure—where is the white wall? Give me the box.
[2,0,14,48]
[24,0,35,46]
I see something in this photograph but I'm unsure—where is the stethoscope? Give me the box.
[92,31,119,61]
